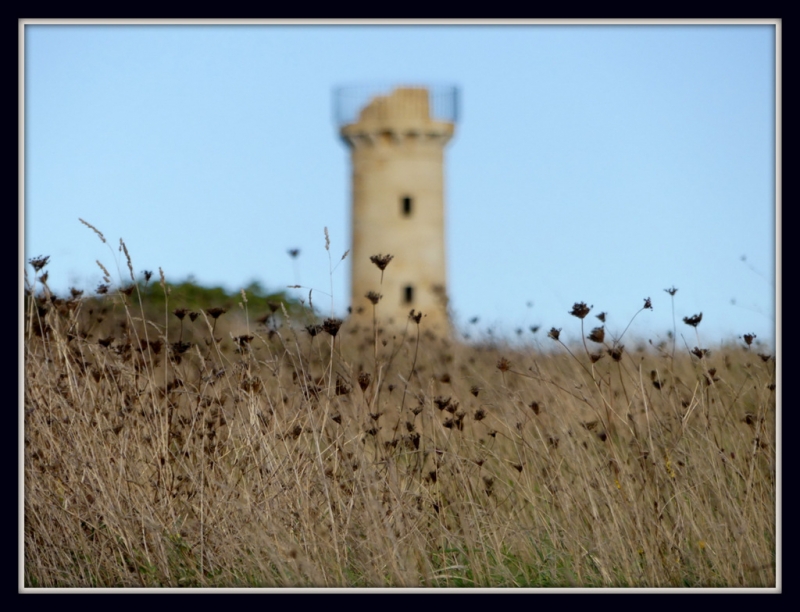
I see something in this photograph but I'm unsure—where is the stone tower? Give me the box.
[334,84,459,334]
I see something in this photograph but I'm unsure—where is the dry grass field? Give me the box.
[23,243,777,589]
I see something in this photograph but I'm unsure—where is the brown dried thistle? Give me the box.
[596,312,607,322]
[365,291,382,305]
[608,345,625,361]
[470,385,481,397]
[409,309,422,324]
[173,308,188,320]
[643,297,653,310]
[743,333,756,347]
[474,408,486,421]
[691,347,710,359]
[548,327,562,341]
[665,286,678,296]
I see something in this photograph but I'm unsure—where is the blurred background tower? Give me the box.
[334,83,459,334]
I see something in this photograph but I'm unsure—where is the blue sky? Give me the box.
[23,22,777,348]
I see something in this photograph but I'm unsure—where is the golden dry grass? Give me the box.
[23,258,776,589]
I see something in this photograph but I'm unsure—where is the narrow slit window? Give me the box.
[401,196,413,217]
[403,285,414,304]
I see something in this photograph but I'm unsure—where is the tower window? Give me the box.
[401,196,413,217]
[403,285,414,304]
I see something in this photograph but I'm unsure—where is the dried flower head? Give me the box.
[665,286,678,296]
[569,302,591,319]
[434,396,452,411]
[173,308,188,320]
[470,385,481,397]
[743,333,756,347]
[596,312,607,323]
[589,351,605,363]
[643,297,653,310]
[29,255,50,272]
[96,283,109,295]
[305,324,323,337]
[409,309,423,324]
[370,254,394,271]
[365,291,382,305]
[171,341,192,355]
[474,408,486,421]
[608,345,625,361]
[496,357,512,373]
[529,401,541,415]
[683,313,702,327]
[206,307,227,319]
[335,378,351,395]
[588,326,605,343]
[142,270,153,283]
[323,318,342,337]
[357,371,372,391]
[548,327,562,341]
[530,325,540,334]
[234,334,254,347]
[691,347,710,359]
[188,311,199,322]
[287,248,300,258]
